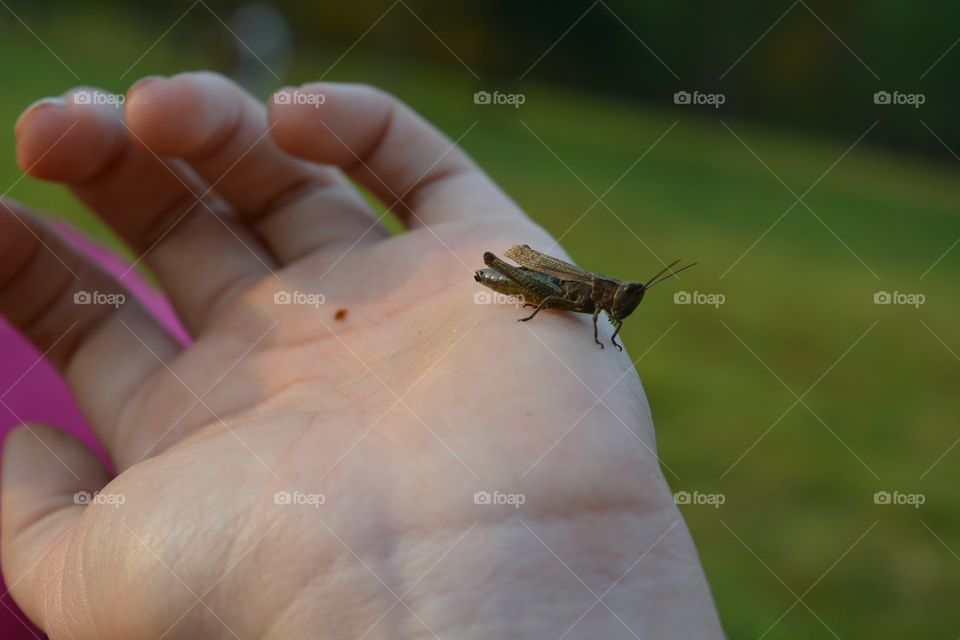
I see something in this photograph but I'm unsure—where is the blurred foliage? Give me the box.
[0,2,959,639]
[11,0,957,157]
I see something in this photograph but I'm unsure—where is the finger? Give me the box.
[125,72,386,260]
[1,423,108,636]
[269,82,520,228]
[0,199,180,444]
[14,88,272,334]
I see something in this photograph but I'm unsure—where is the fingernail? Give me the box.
[126,75,165,101]
[15,97,66,137]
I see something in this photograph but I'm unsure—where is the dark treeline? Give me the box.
[24,0,960,159]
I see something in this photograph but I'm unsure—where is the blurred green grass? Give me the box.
[2,10,959,639]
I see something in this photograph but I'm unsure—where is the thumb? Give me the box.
[1,423,109,632]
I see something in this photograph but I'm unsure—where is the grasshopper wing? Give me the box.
[504,244,595,283]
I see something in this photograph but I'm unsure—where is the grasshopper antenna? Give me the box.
[643,259,680,288]
[643,259,681,288]
[645,261,697,289]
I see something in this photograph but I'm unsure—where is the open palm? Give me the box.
[0,73,722,639]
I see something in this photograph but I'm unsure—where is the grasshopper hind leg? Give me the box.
[482,251,565,312]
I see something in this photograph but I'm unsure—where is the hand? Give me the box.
[1,73,723,639]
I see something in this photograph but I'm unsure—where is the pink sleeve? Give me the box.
[0,224,189,638]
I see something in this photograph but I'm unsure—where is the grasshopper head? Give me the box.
[611,281,646,321]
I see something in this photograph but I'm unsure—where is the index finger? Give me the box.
[267,82,525,228]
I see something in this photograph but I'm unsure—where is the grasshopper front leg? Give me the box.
[592,307,604,349]
[610,319,623,352]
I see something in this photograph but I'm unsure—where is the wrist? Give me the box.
[277,503,723,639]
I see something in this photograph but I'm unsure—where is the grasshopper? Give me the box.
[474,244,695,351]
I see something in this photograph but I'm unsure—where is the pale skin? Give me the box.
[0,73,725,639]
